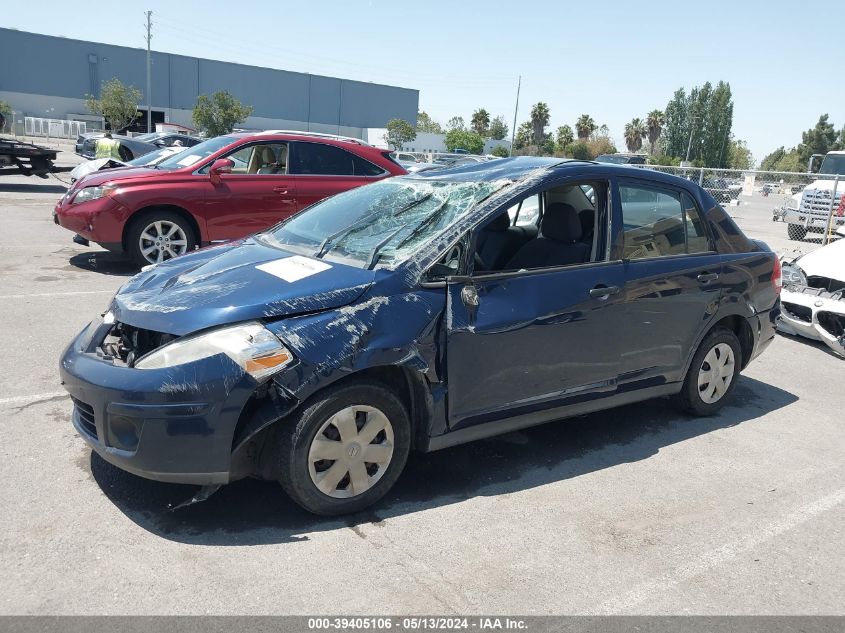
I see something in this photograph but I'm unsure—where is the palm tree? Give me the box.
[470,108,490,136]
[624,118,647,153]
[530,102,550,146]
[575,114,596,141]
[646,109,665,155]
[556,125,574,151]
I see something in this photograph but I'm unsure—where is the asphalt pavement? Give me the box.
[0,159,842,615]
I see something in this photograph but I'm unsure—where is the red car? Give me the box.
[54,131,405,266]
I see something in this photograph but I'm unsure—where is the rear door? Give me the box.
[614,178,722,386]
[201,141,297,241]
[290,141,385,210]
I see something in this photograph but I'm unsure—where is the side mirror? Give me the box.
[209,158,234,183]
[154,139,166,147]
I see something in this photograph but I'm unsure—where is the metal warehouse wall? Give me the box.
[0,28,418,130]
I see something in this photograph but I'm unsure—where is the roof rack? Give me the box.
[255,130,372,146]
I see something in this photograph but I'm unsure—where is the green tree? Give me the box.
[85,78,142,133]
[727,139,754,170]
[797,114,838,166]
[662,82,733,166]
[645,109,665,155]
[444,128,484,154]
[192,91,253,137]
[490,145,510,158]
[471,108,491,136]
[384,118,416,150]
[624,118,646,152]
[513,121,533,150]
[555,125,574,151]
[530,102,550,146]
[760,147,787,171]
[575,114,596,141]
[0,100,11,132]
[446,116,465,131]
[568,142,591,160]
[416,111,443,134]
[488,115,508,141]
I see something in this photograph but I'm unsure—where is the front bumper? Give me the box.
[53,193,129,249]
[778,285,845,357]
[59,319,265,484]
[782,208,845,230]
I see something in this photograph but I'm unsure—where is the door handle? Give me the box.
[697,272,719,284]
[589,285,620,300]
[273,186,289,194]
[461,285,480,307]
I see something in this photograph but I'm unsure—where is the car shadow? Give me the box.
[87,375,797,545]
[0,182,67,194]
[68,251,137,277]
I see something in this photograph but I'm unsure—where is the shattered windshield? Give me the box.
[259,178,508,268]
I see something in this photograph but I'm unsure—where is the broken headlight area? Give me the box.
[99,322,179,367]
[781,262,807,286]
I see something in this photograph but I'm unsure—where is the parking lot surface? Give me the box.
[0,159,843,615]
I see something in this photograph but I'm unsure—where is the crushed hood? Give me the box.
[111,240,375,336]
[794,238,845,282]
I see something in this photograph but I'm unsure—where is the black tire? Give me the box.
[673,328,742,416]
[126,210,196,267]
[787,224,807,241]
[277,380,411,516]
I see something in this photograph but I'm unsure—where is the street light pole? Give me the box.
[145,11,153,133]
[509,75,521,157]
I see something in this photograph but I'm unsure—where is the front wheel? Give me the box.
[674,328,742,416]
[787,223,807,241]
[278,380,411,515]
[126,211,196,267]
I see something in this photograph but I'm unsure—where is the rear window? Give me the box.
[292,142,383,176]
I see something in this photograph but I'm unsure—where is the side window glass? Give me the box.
[351,154,384,176]
[224,143,288,175]
[292,142,355,176]
[682,193,710,253]
[506,194,540,227]
[620,185,711,259]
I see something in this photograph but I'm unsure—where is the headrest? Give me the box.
[542,203,582,242]
[486,212,511,232]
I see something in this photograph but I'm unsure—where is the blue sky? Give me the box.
[6,0,842,162]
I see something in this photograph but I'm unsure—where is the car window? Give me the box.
[224,143,288,175]
[291,142,381,176]
[620,184,709,259]
[506,194,540,226]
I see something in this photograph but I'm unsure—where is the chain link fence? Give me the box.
[631,164,844,244]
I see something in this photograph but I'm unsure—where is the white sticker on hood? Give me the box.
[256,256,331,282]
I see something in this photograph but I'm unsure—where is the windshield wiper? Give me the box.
[314,193,433,259]
[367,198,451,269]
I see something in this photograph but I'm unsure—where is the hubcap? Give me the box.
[139,220,188,264]
[698,343,735,404]
[308,405,394,499]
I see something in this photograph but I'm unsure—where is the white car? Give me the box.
[778,229,845,357]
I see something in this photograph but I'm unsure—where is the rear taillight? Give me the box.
[772,256,782,294]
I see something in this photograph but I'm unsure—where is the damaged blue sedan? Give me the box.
[60,157,781,515]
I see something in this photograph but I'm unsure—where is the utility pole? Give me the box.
[509,75,521,157]
[145,10,153,133]
[684,114,698,164]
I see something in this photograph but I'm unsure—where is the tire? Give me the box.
[126,210,196,267]
[674,328,742,416]
[787,223,807,241]
[278,380,411,516]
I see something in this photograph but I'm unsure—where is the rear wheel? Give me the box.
[787,223,807,241]
[277,380,411,516]
[674,328,741,416]
[126,211,195,267]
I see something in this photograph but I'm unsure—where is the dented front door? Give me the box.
[444,262,627,431]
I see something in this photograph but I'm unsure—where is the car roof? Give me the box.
[403,156,708,192]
